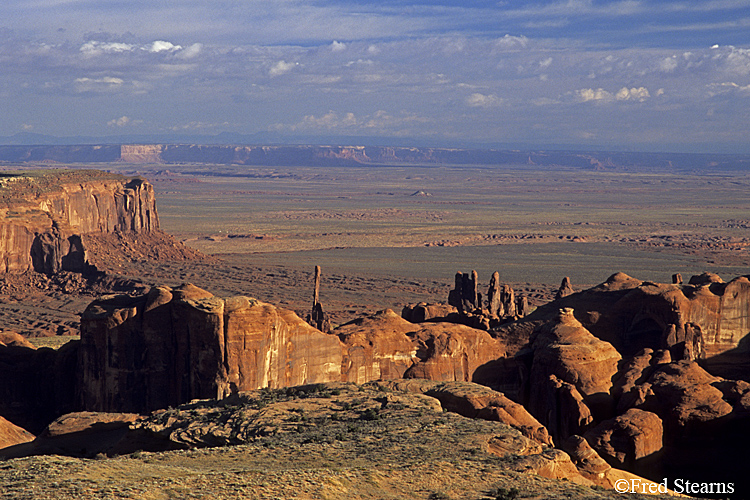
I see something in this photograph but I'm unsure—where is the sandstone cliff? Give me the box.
[78,284,342,413]
[77,285,506,414]
[497,271,750,359]
[0,171,158,274]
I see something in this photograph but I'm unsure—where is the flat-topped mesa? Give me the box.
[0,170,159,274]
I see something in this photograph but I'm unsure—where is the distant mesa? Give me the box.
[410,190,432,197]
[3,143,747,171]
[0,169,200,275]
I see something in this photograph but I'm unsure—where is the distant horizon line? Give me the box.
[2,131,750,156]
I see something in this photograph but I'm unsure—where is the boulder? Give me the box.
[0,331,35,348]
[401,303,458,323]
[563,435,668,492]
[583,408,663,469]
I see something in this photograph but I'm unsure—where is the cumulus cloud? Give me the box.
[660,56,678,72]
[615,87,650,101]
[466,92,504,108]
[331,41,347,52]
[178,43,203,59]
[147,40,182,53]
[495,34,529,49]
[576,88,613,102]
[576,86,651,103]
[269,60,298,76]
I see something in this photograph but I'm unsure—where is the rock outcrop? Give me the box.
[501,271,750,359]
[336,309,506,386]
[523,308,621,441]
[381,379,552,446]
[583,408,663,469]
[0,171,159,274]
[0,415,35,450]
[78,284,343,413]
[76,283,506,415]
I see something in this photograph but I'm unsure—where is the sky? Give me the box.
[1,1,749,152]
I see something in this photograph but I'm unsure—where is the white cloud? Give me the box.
[615,86,650,101]
[466,92,504,108]
[178,43,203,59]
[148,40,181,53]
[575,86,651,103]
[75,76,124,85]
[660,56,679,72]
[269,60,298,76]
[495,34,529,49]
[299,111,357,129]
[539,57,553,68]
[21,124,33,131]
[576,88,614,102]
[80,41,135,56]
[331,41,347,52]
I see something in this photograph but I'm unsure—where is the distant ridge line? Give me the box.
[0,144,749,172]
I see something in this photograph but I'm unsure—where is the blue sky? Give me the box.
[1,0,749,152]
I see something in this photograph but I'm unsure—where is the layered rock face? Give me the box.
[0,172,158,274]
[336,308,506,386]
[78,285,506,414]
[78,284,343,413]
[507,271,750,359]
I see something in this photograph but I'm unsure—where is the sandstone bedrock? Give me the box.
[0,170,158,274]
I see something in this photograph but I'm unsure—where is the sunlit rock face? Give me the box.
[0,172,158,274]
[78,284,343,414]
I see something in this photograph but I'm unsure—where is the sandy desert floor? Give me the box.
[3,160,750,339]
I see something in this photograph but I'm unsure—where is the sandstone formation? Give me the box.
[583,408,663,469]
[336,308,506,385]
[0,338,78,433]
[523,308,621,441]
[0,415,35,450]
[382,379,552,446]
[79,284,343,413]
[0,171,159,274]
[448,270,480,313]
[305,265,331,333]
[442,270,527,331]
[0,330,35,348]
[500,271,750,359]
[401,302,458,323]
[555,276,574,300]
